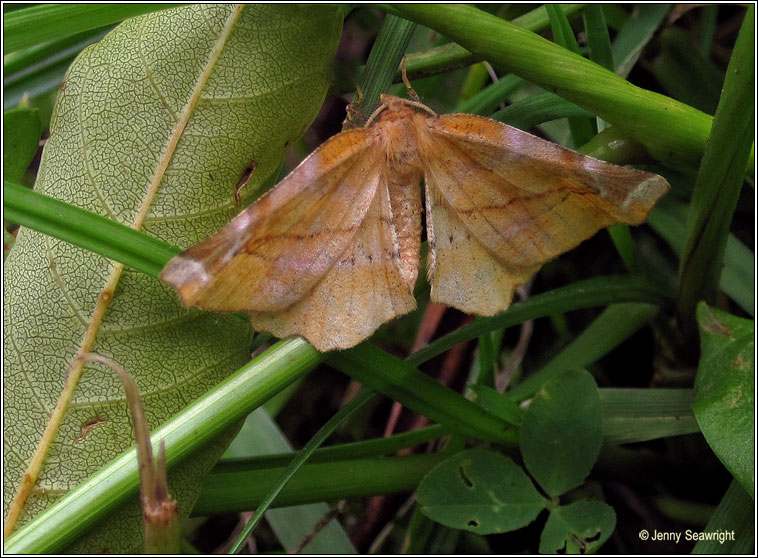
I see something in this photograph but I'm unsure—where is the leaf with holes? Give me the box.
[539,499,616,553]
[417,449,546,535]
[3,4,342,551]
[693,303,755,498]
[520,368,603,497]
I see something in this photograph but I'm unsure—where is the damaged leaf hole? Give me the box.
[75,415,107,443]
[458,464,475,488]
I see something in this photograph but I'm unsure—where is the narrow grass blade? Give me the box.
[507,303,660,401]
[676,6,754,337]
[3,4,182,53]
[648,200,754,316]
[4,180,178,277]
[693,480,754,554]
[490,92,593,130]
[228,389,377,553]
[193,453,447,516]
[329,344,517,445]
[546,4,596,146]
[409,276,666,367]
[600,388,699,443]
[389,4,733,167]
[354,15,416,117]
[612,4,671,78]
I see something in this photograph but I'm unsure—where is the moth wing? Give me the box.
[419,113,669,315]
[247,174,419,351]
[160,128,383,312]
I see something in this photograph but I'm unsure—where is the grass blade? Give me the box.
[409,277,666,367]
[3,4,182,53]
[676,6,754,337]
[4,180,178,277]
[389,4,737,167]
[507,303,660,401]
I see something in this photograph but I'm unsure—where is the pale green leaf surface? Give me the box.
[417,450,545,535]
[3,4,341,552]
[693,303,755,498]
[539,499,616,553]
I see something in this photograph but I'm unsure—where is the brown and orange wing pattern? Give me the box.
[160,128,382,313]
[419,113,669,315]
[247,171,420,351]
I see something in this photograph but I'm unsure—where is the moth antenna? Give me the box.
[364,103,388,127]
[400,56,421,103]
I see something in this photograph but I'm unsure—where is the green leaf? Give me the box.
[4,180,178,278]
[228,389,376,552]
[539,499,616,553]
[611,4,671,78]
[677,7,754,336]
[3,108,41,182]
[389,4,745,168]
[600,388,700,444]
[3,5,342,552]
[4,339,325,554]
[648,199,754,316]
[224,410,356,554]
[3,4,182,53]
[693,303,755,498]
[490,92,593,130]
[545,4,596,146]
[583,6,614,71]
[195,452,447,515]
[409,278,666,367]
[693,479,754,554]
[468,384,524,427]
[4,28,111,112]
[520,369,603,497]
[417,450,546,535]
[328,345,516,445]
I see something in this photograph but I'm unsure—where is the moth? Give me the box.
[161,94,669,351]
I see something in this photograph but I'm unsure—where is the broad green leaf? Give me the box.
[520,369,603,497]
[693,303,755,498]
[3,4,342,552]
[417,450,546,535]
[539,499,616,553]
[3,108,41,182]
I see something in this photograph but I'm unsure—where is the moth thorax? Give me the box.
[380,123,422,172]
